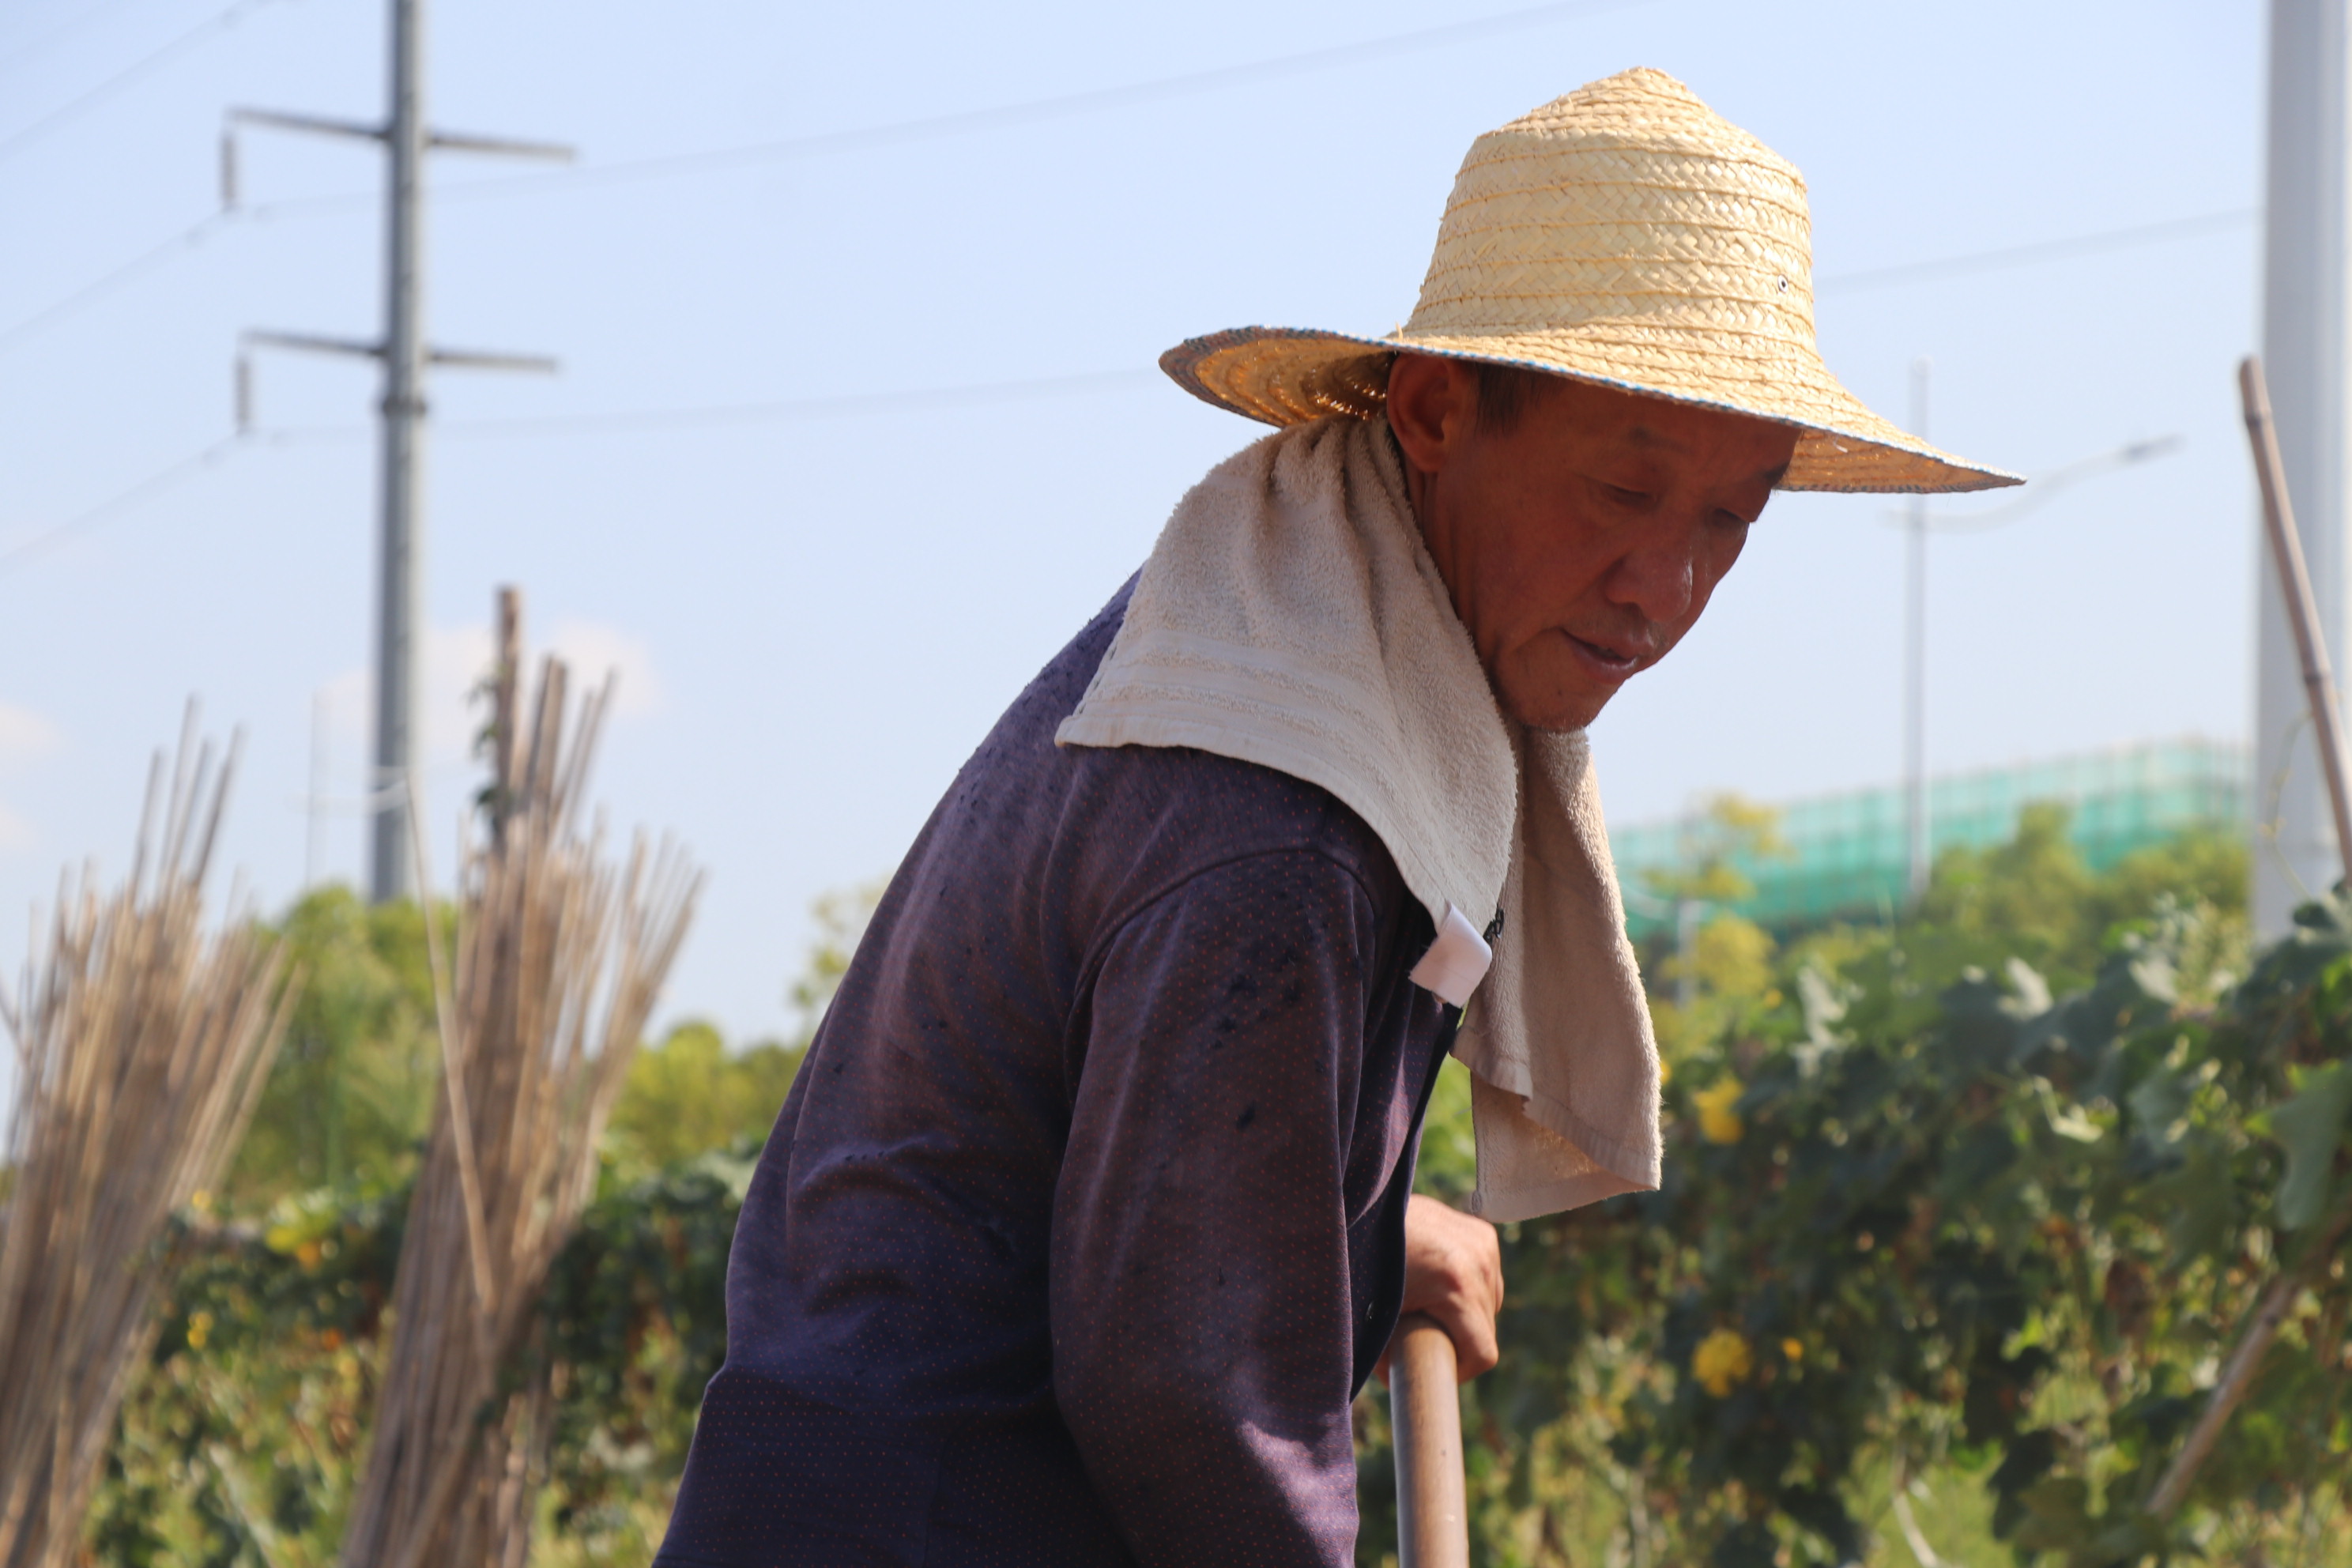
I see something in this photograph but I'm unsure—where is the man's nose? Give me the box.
[1600,518,1699,625]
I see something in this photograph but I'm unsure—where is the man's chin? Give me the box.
[1497,681,1611,734]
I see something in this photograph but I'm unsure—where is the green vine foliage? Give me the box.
[89,1151,752,1566]
[80,821,2352,1566]
[1361,817,2352,1566]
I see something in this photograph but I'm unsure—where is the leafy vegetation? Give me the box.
[1359,805,2352,1566]
[70,804,2352,1566]
[218,888,439,1206]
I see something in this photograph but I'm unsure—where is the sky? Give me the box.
[0,0,2267,1047]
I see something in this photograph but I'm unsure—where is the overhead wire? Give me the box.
[0,209,232,354]
[0,0,2256,363]
[218,197,2254,445]
[240,0,1661,222]
[0,198,2258,571]
[0,0,163,81]
[440,368,1165,437]
[0,0,285,164]
[0,369,1168,572]
[2,0,1653,345]
[1816,208,2256,295]
[0,0,2267,576]
[0,431,248,577]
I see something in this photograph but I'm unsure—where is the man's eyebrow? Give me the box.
[1624,426,1689,452]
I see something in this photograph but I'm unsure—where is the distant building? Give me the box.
[1611,737,2250,939]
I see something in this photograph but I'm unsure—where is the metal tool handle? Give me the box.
[1389,1312,1469,1568]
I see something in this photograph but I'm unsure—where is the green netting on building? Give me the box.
[1611,737,2250,938]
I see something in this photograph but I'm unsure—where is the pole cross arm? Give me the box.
[222,106,386,208]
[428,346,560,373]
[245,328,384,360]
[427,128,575,161]
[229,107,387,142]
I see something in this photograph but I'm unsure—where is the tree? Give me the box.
[222,888,439,1205]
[602,1022,802,1182]
[786,877,888,1047]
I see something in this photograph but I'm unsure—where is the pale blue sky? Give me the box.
[0,0,2263,1045]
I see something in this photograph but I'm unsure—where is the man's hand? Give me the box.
[1380,1193,1502,1383]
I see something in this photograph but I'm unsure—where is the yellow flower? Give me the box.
[1693,1327,1753,1396]
[187,1310,214,1351]
[1693,1078,1744,1144]
[296,1238,324,1268]
[188,1190,212,1215]
[1781,1338,1804,1363]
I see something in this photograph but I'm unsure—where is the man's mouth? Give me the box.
[1566,634,1644,680]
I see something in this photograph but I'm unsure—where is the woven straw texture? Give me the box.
[1162,69,2015,494]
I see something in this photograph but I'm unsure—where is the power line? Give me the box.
[0,367,1160,578]
[0,209,230,354]
[1816,208,2256,294]
[1,194,2267,372]
[237,0,1660,220]
[2,0,1647,349]
[444,367,1163,436]
[0,0,282,165]
[0,432,247,577]
[0,0,163,81]
[253,367,1164,443]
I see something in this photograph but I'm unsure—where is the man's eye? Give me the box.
[1601,484,1652,508]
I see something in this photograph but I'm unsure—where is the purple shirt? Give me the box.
[657,582,1454,1567]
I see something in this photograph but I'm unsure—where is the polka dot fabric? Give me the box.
[656,580,1453,1567]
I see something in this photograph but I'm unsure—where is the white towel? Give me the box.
[1057,413,1660,1221]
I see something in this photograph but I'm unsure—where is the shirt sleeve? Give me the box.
[1050,849,1380,1568]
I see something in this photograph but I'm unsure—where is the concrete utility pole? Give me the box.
[377,0,428,906]
[2255,0,2352,935]
[230,0,569,903]
[1904,359,1931,906]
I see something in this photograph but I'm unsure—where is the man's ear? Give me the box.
[1385,352,1475,477]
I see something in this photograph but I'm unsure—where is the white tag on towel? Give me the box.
[1409,902,1493,1008]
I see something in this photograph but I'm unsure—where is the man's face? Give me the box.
[1386,355,1800,733]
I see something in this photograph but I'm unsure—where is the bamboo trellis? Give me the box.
[0,718,293,1568]
[340,654,702,1568]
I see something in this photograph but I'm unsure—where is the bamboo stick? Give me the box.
[0,716,292,1568]
[2147,357,2352,1521]
[2242,356,2352,888]
[339,647,702,1568]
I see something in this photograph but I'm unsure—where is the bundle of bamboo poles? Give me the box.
[341,646,703,1568]
[0,720,292,1568]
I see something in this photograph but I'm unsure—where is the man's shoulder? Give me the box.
[958,579,1409,921]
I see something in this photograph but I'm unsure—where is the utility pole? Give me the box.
[378,0,427,906]
[228,0,570,903]
[1904,359,1931,906]
[2253,0,2352,935]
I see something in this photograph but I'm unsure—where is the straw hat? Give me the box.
[1161,68,2015,493]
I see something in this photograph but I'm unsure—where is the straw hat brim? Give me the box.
[1161,326,2021,495]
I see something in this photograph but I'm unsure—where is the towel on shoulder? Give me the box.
[1057,413,1661,1220]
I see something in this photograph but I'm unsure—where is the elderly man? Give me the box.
[656,67,2007,1568]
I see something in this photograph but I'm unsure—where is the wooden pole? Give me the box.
[1389,1314,1469,1568]
[2148,1198,2352,1518]
[492,586,521,845]
[2242,355,2352,889]
[2147,357,2352,1521]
